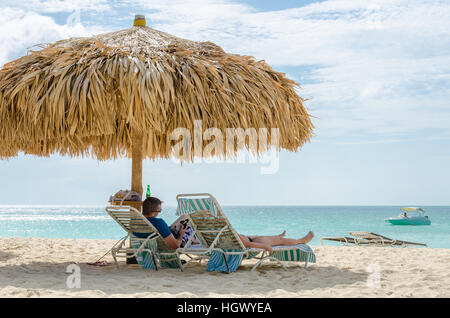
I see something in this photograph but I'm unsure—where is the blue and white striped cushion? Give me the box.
[206,249,243,273]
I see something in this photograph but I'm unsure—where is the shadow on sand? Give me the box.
[0,259,369,296]
[0,250,17,262]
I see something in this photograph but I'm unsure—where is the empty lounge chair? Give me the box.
[349,231,427,247]
[321,231,427,247]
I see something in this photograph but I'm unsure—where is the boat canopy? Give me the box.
[401,207,424,212]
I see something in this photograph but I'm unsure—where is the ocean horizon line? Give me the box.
[0,204,449,208]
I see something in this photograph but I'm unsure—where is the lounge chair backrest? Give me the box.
[187,209,246,250]
[176,193,245,250]
[105,205,173,252]
[176,193,219,216]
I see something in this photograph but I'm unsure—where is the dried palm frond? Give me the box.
[0,25,313,160]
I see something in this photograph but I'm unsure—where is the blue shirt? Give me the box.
[133,217,172,239]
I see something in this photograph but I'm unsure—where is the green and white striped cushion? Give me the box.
[245,250,263,259]
[176,198,217,216]
[131,235,157,270]
[158,254,181,269]
[131,235,181,269]
[272,244,316,263]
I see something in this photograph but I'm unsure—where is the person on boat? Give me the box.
[403,212,408,217]
[238,231,314,255]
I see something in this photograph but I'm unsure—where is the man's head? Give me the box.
[142,196,162,218]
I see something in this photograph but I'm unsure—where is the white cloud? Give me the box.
[335,136,450,146]
[2,0,110,13]
[1,0,449,141]
[0,7,107,66]
[116,0,450,140]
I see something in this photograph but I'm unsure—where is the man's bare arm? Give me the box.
[164,234,183,250]
[164,226,187,250]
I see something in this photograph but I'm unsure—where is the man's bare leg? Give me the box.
[279,231,314,245]
[252,231,314,246]
[247,230,286,241]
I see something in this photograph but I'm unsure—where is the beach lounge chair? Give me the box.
[349,232,427,247]
[321,232,427,247]
[105,205,187,270]
[176,193,316,272]
[320,236,362,246]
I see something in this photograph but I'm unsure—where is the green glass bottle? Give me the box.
[146,185,151,198]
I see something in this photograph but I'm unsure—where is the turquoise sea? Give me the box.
[0,205,449,248]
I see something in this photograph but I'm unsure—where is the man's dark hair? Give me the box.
[142,197,162,216]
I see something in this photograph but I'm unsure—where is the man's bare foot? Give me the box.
[299,231,314,244]
[279,230,286,238]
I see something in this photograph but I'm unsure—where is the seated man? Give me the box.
[238,231,314,255]
[133,196,189,249]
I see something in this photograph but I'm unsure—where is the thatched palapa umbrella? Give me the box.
[0,15,313,197]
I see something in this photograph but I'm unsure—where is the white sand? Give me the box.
[1,237,449,297]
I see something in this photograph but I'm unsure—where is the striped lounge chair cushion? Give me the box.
[131,235,157,270]
[131,235,180,270]
[176,197,217,216]
[272,244,316,263]
[206,249,244,273]
[205,244,315,273]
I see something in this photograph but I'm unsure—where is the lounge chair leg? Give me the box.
[151,253,158,271]
[112,249,120,269]
[250,259,265,272]
[176,253,184,272]
[250,257,287,272]
[222,253,230,273]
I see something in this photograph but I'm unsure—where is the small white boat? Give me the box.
[385,207,431,225]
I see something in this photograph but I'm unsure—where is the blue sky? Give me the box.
[0,0,449,205]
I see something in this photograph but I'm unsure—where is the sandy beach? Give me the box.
[0,237,449,298]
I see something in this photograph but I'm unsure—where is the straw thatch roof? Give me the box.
[0,24,313,161]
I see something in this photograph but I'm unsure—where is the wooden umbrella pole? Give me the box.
[129,132,143,263]
[131,133,143,198]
